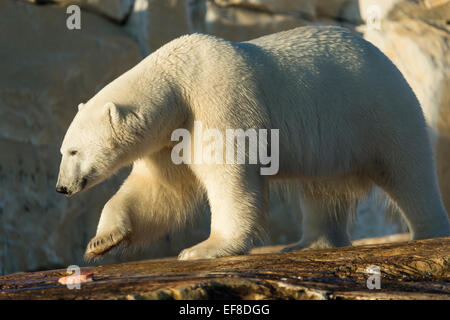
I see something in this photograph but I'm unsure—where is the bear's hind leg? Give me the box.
[282,192,352,252]
[372,157,450,240]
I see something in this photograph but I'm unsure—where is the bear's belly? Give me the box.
[274,141,371,182]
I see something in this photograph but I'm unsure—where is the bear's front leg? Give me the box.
[179,166,268,260]
[84,196,132,260]
[84,156,202,260]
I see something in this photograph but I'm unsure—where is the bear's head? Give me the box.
[56,101,125,196]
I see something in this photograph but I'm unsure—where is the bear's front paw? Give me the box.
[178,238,246,260]
[84,229,130,261]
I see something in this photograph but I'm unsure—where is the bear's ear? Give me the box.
[78,103,85,111]
[103,102,122,126]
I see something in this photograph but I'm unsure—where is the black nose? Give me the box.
[56,185,68,194]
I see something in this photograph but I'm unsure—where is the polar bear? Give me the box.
[56,26,450,260]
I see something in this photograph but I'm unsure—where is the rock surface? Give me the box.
[125,0,192,55]
[0,236,448,300]
[214,0,317,18]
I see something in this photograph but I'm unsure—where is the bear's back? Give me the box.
[243,26,381,82]
[238,25,418,122]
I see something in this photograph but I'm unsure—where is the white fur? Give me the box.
[57,26,450,260]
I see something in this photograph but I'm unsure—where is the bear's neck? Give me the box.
[107,34,230,166]
[107,48,193,165]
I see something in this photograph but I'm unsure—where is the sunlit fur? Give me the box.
[57,26,450,260]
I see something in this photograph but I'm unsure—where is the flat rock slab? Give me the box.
[0,237,449,300]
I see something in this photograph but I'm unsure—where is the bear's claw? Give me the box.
[84,229,129,261]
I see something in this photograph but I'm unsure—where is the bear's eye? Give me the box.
[69,150,78,156]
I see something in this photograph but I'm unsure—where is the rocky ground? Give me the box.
[1,235,448,300]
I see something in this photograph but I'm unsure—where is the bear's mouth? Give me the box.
[66,177,88,197]
[81,177,88,190]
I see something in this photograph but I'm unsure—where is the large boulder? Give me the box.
[186,0,208,33]
[312,0,361,23]
[125,0,191,55]
[205,0,312,42]
[214,0,316,18]
[146,0,191,51]
[1,236,448,300]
